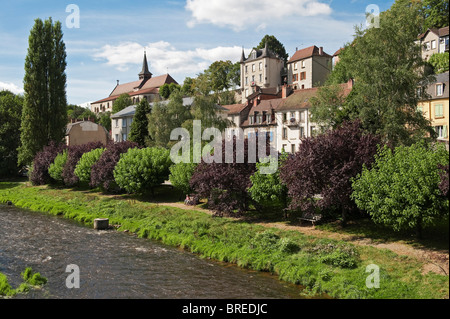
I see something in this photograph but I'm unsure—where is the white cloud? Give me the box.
[93,41,248,76]
[0,81,24,95]
[185,0,332,31]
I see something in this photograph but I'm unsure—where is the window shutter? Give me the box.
[444,126,448,138]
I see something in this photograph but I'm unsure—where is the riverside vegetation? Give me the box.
[0,182,448,299]
[0,267,47,297]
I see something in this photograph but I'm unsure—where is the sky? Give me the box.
[0,0,394,106]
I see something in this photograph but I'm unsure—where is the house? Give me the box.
[287,45,332,90]
[240,43,285,102]
[417,27,449,61]
[91,52,178,114]
[417,71,449,149]
[110,97,194,143]
[65,119,110,146]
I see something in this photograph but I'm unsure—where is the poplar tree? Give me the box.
[129,98,151,146]
[18,18,68,166]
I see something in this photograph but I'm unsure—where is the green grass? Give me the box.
[0,182,448,299]
[0,268,47,297]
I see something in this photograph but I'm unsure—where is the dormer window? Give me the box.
[436,83,443,96]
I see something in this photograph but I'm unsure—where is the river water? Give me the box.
[0,204,305,299]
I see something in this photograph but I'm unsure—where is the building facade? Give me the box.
[65,120,110,146]
[417,26,449,61]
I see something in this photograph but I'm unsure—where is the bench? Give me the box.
[298,213,322,226]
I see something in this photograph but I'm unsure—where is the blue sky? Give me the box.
[0,0,394,105]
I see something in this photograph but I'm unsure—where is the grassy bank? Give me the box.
[0,182,448,299]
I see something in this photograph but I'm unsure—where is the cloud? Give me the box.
[0,81,24,95]
[185,0,332,31]
[93,41,248,77]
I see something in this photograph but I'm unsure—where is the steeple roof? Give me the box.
[138,51,152,80]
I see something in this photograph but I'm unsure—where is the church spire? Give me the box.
[138,51,152,80]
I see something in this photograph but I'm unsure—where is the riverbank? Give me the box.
[0,181,448,299]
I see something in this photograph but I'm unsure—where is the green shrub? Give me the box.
[0,273,16,297]
[74,147,105,184]
[21,267,47,286]
[48,150,68,183]
[169,162,197,195]
[113,147,172,194]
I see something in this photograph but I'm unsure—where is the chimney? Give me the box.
[282,84,288,99]
[116,80,120,86]
[319,47,323,55]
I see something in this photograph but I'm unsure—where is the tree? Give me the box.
[112,93,133,114]
[159,84,171,99]
[181,77,195,96]
[29,141,67,185]
[279,121,381,225]
[113,147,172,194]
[248,152,289,211]
[48,150,67,183]
[97,112,111,132]
[148,90,192,148]
[18,18,68,166]
[74,147,105,185]
[439,164,449,198]
[0,91,23,177]
[169,162,198,195]
[129,98,151,146]
[90,141,139,192]
[311,0,435,146]
[428,52,449,74]
[255,35,289,63]
[421,0,449,29]
[352,142,449,238]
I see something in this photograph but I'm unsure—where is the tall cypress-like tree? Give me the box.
[129,98,151,146]
[18,18,67,166]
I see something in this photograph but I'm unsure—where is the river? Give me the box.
[0,204,305,299]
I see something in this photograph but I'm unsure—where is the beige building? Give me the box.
[417,71,449,148]
[91,52,178,114]
[65,120,110,146]
[287,45,332,90]
[417,27,449,61]
[240,43,285,102]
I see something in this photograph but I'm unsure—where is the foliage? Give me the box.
[18,18,67,166]
[314,0,435,146]
[148,90,192,148]
[0,273,15,297]
[90,141,138,191]
[21,267,47,286]
[67,104,96,121]
[439,164,449,198]
[255,34,289,63]
[160,83,181,99]
[0,90,23,177]
[97,111,111,132]
[74,147,105,184]
[181,77,195,96]
[62,142,104,187]
[113,147,172,194]
[420,0,449,29]
[428,52,449,74]
[48,150,68,183]
[129,98,151,146]
[112,93,133,114]
[352,142,449,238]
[169,162,198,195]
[248,152,288,209]
[190,136,271,215]
[30,141,67,185]
[280,121,381,224]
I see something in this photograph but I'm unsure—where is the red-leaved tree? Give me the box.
[280,121,381,225]
[30,141,67,185]
[90,141,139,192]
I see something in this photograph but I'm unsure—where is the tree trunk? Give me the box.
[341,206,348,228]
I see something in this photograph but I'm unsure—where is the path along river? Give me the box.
[0,204,305,299]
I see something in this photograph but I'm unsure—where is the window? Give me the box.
[294,62,298,71]
[300,72,306,80]
[301,60,305,68]
[122,119,127,128]
[283,113,287,123]
[115,134,119,142]
[431,40,436,49]
[129,118,133,126]
[434,103,444,118]
[300,111,305,122]
[436,83,443,96]
[252,75,255,83]
[252,64,255,72]
[282,144,287,152]
[259,74,262,82]
[245,77,248,85]
[299,127,305,138]
[122,133,127,141]
[282,127,288,140]
[249,115,254,125]
[245,65,248,73]
[245,89,249,97]
[435,125,448,139]
[259,62,262,71]
[291,144,295,153]
[293,73,298,82]
[115,119,119,128]
[425,42,431,51]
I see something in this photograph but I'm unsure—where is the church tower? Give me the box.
[138,51,152,80]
